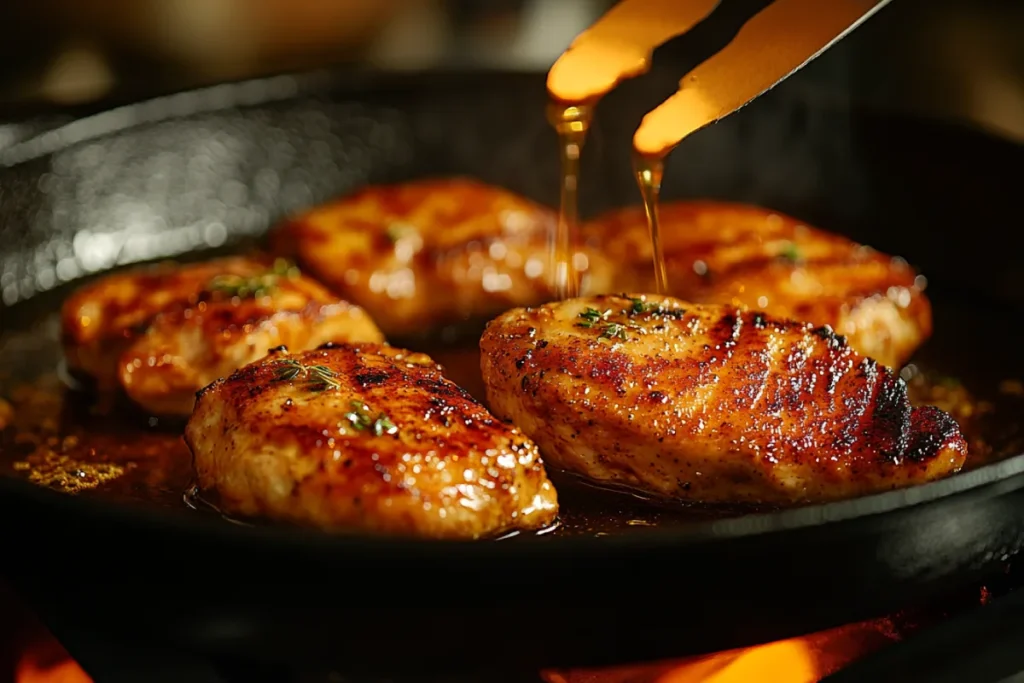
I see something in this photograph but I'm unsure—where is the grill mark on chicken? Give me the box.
[907,407,965,464]
[480,294,967,504]
[187,343,558,538]
[355,370,390,387]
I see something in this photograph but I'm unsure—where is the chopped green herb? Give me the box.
[344,400,372,429]
[272,358,340,392]
[778,242,803,263]
[576,307,605,328]
[386,222,419,243]
[273,358,304,382]
[206,259,300,299]
[372,415,398,437]
[599,322,628,341]
[271,257,301,278]
[628,296,663,315]
[344,400,397,436]
[305,365,340,392]
[207,273,275,298]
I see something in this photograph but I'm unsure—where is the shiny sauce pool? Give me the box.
[1,307,1021,539]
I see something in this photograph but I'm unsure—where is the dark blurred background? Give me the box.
[0,0,1021,141]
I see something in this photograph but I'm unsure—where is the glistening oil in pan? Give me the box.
[1,305,1023,540]
[183,484,258,528]
[180,479,569,539]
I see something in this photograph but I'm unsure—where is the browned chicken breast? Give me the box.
[61,256,383,416]
[270,177,615,337]
[584,202,931,368]
[480,294,966,505]
[185,343,558,538]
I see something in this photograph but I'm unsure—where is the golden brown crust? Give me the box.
[584,201,932,368]
[185,343,558,538]
[270,177,615,337]
[61,256,384,415]
[480,294,966,505]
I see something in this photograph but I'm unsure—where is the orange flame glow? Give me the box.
[542,639,815,683]
[656,639,816,683]
[13,638,92,683]
[542,620,900,683]
[15,656,92,683]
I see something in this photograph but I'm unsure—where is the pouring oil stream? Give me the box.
[546,0,722,299]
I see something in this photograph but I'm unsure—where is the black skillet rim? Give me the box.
[2,68,1024,559]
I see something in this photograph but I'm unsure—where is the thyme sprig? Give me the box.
[777,241,803,263]
[576,307,632,341]
[271,361,398,434]
[576,307,608,328]
[344,400,398,436]
[628,297,655,315]
[625,296,686,321]
[576,297,687,343]
[207,258,300,299]
[272,358,341,392]
[599,322,628,340]
[385,222,420,243]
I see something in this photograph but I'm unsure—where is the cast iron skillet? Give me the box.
[1,70,1024,676]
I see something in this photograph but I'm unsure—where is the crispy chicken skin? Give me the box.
[584,202,931,368]
[480,294,966,505]
[61,256,383,416]
[270,177,615,337]
[185,343,558,538]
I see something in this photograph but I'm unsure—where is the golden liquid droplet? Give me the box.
[547,102,592,299]
[633,152,668,294]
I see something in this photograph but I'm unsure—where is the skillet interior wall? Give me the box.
[0,70,1021,320]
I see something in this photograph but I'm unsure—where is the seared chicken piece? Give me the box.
[270,178,615,337]
[584,202,931,368]
[185,343,558,538]
[61,256,383,416]
[480,294,966,505]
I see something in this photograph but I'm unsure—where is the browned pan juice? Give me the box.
[1,304,1021,539]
